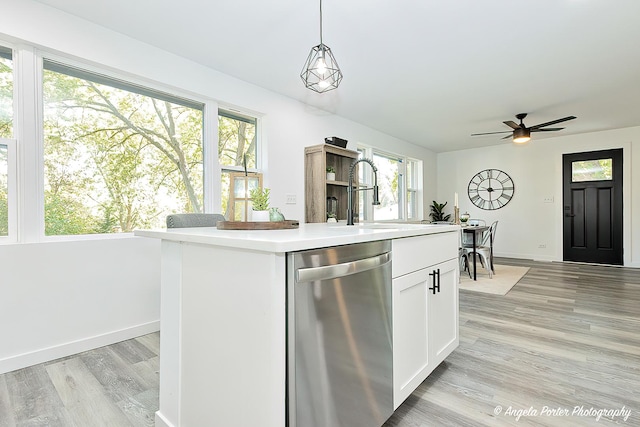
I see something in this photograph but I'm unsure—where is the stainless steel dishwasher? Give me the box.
[287,240,393,427]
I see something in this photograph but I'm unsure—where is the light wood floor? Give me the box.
[0,333,159,426]
[1,258,639,426]
[385,258,640,426]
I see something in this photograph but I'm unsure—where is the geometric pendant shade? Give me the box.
[300,0,343,93]
[300,43,343,93]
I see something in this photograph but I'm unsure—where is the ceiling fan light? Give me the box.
[513,128,531,144]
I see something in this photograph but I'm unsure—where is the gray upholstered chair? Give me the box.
[166,213,226,228]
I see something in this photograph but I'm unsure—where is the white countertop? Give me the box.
[134,222,460,253]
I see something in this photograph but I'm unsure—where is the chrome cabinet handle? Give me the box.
[297,252,391,283]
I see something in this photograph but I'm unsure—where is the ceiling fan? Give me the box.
[471,113,577,144]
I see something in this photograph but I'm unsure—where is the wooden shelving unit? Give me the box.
[305,144,359,223]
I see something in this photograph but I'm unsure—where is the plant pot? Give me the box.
[460,212,470,226]
[251,210,270,222]
[326,172,336,181]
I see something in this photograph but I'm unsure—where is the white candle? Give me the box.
[454,192,458,207]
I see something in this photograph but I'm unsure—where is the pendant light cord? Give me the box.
[319,0,323,45]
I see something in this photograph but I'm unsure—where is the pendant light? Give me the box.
[300,0,343,93]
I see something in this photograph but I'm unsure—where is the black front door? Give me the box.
[563,149,623,265]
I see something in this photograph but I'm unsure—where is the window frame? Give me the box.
[0,44,264,243]
[227,172,263,221]
[39,54,211,240]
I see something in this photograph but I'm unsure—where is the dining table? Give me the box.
[461,225,490,280]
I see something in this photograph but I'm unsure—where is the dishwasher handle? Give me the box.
[296,252,391,283]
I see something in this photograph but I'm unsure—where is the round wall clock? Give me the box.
[467,169,514,210]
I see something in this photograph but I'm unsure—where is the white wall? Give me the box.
[0,237,160,373]
[0,0,438,372]
[438,126,640,267]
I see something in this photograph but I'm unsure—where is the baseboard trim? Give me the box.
[155,411,175,427]
[495,252,557,262]
[0,320,159,375]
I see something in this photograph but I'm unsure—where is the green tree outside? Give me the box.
[0,55,12,236]
[2,61,254,237]
[43,69,204,234]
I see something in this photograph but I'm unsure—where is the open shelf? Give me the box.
[305,144,359,223]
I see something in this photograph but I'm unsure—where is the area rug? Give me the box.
[459,264,530,295]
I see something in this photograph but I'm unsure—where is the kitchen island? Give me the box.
[134,222,460,427]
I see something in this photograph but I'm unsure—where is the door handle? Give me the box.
[565,213,576,217]
[296,252,391,282]
[429,269,440,294]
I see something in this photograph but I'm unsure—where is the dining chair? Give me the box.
[458,230,471,281]
[482,221,498,247]
[166,213,226,228]
[463,221,497,278]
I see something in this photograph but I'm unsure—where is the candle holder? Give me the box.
[454,206,460,225]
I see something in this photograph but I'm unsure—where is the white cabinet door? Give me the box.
[392,267,431,409]
[428,258,459,366]
[392,258,459,409]
[392,232,459,410]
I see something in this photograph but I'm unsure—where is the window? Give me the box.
[358,145,422,222]
[572,159,613,182]
[373,152,401,220]
[0,142,8,236]
[0,139,16,240]
[42,60,205,235]
[0,46,12,138]
[218,110,260,219]
[0,46,14,240]
[406,159,419,219]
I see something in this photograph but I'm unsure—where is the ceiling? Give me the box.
[33,0,640,153]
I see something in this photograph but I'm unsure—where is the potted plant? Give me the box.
[250,187,270,222]
[460,211,470,225]
[326,166,336,181]
[429,200,452,223]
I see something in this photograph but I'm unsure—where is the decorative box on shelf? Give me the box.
[324,136,348,148]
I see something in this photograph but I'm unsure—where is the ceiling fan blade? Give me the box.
[529,116,576,130]
[503,120,521,129]
[471,131,513,136]
[501,134,512,140]
[531,127,564,132]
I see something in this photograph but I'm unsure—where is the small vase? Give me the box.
[326,172,336,181]
[269,207,285,222]
[251,210,270,222]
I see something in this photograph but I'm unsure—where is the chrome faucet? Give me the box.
[347,158,380,225]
